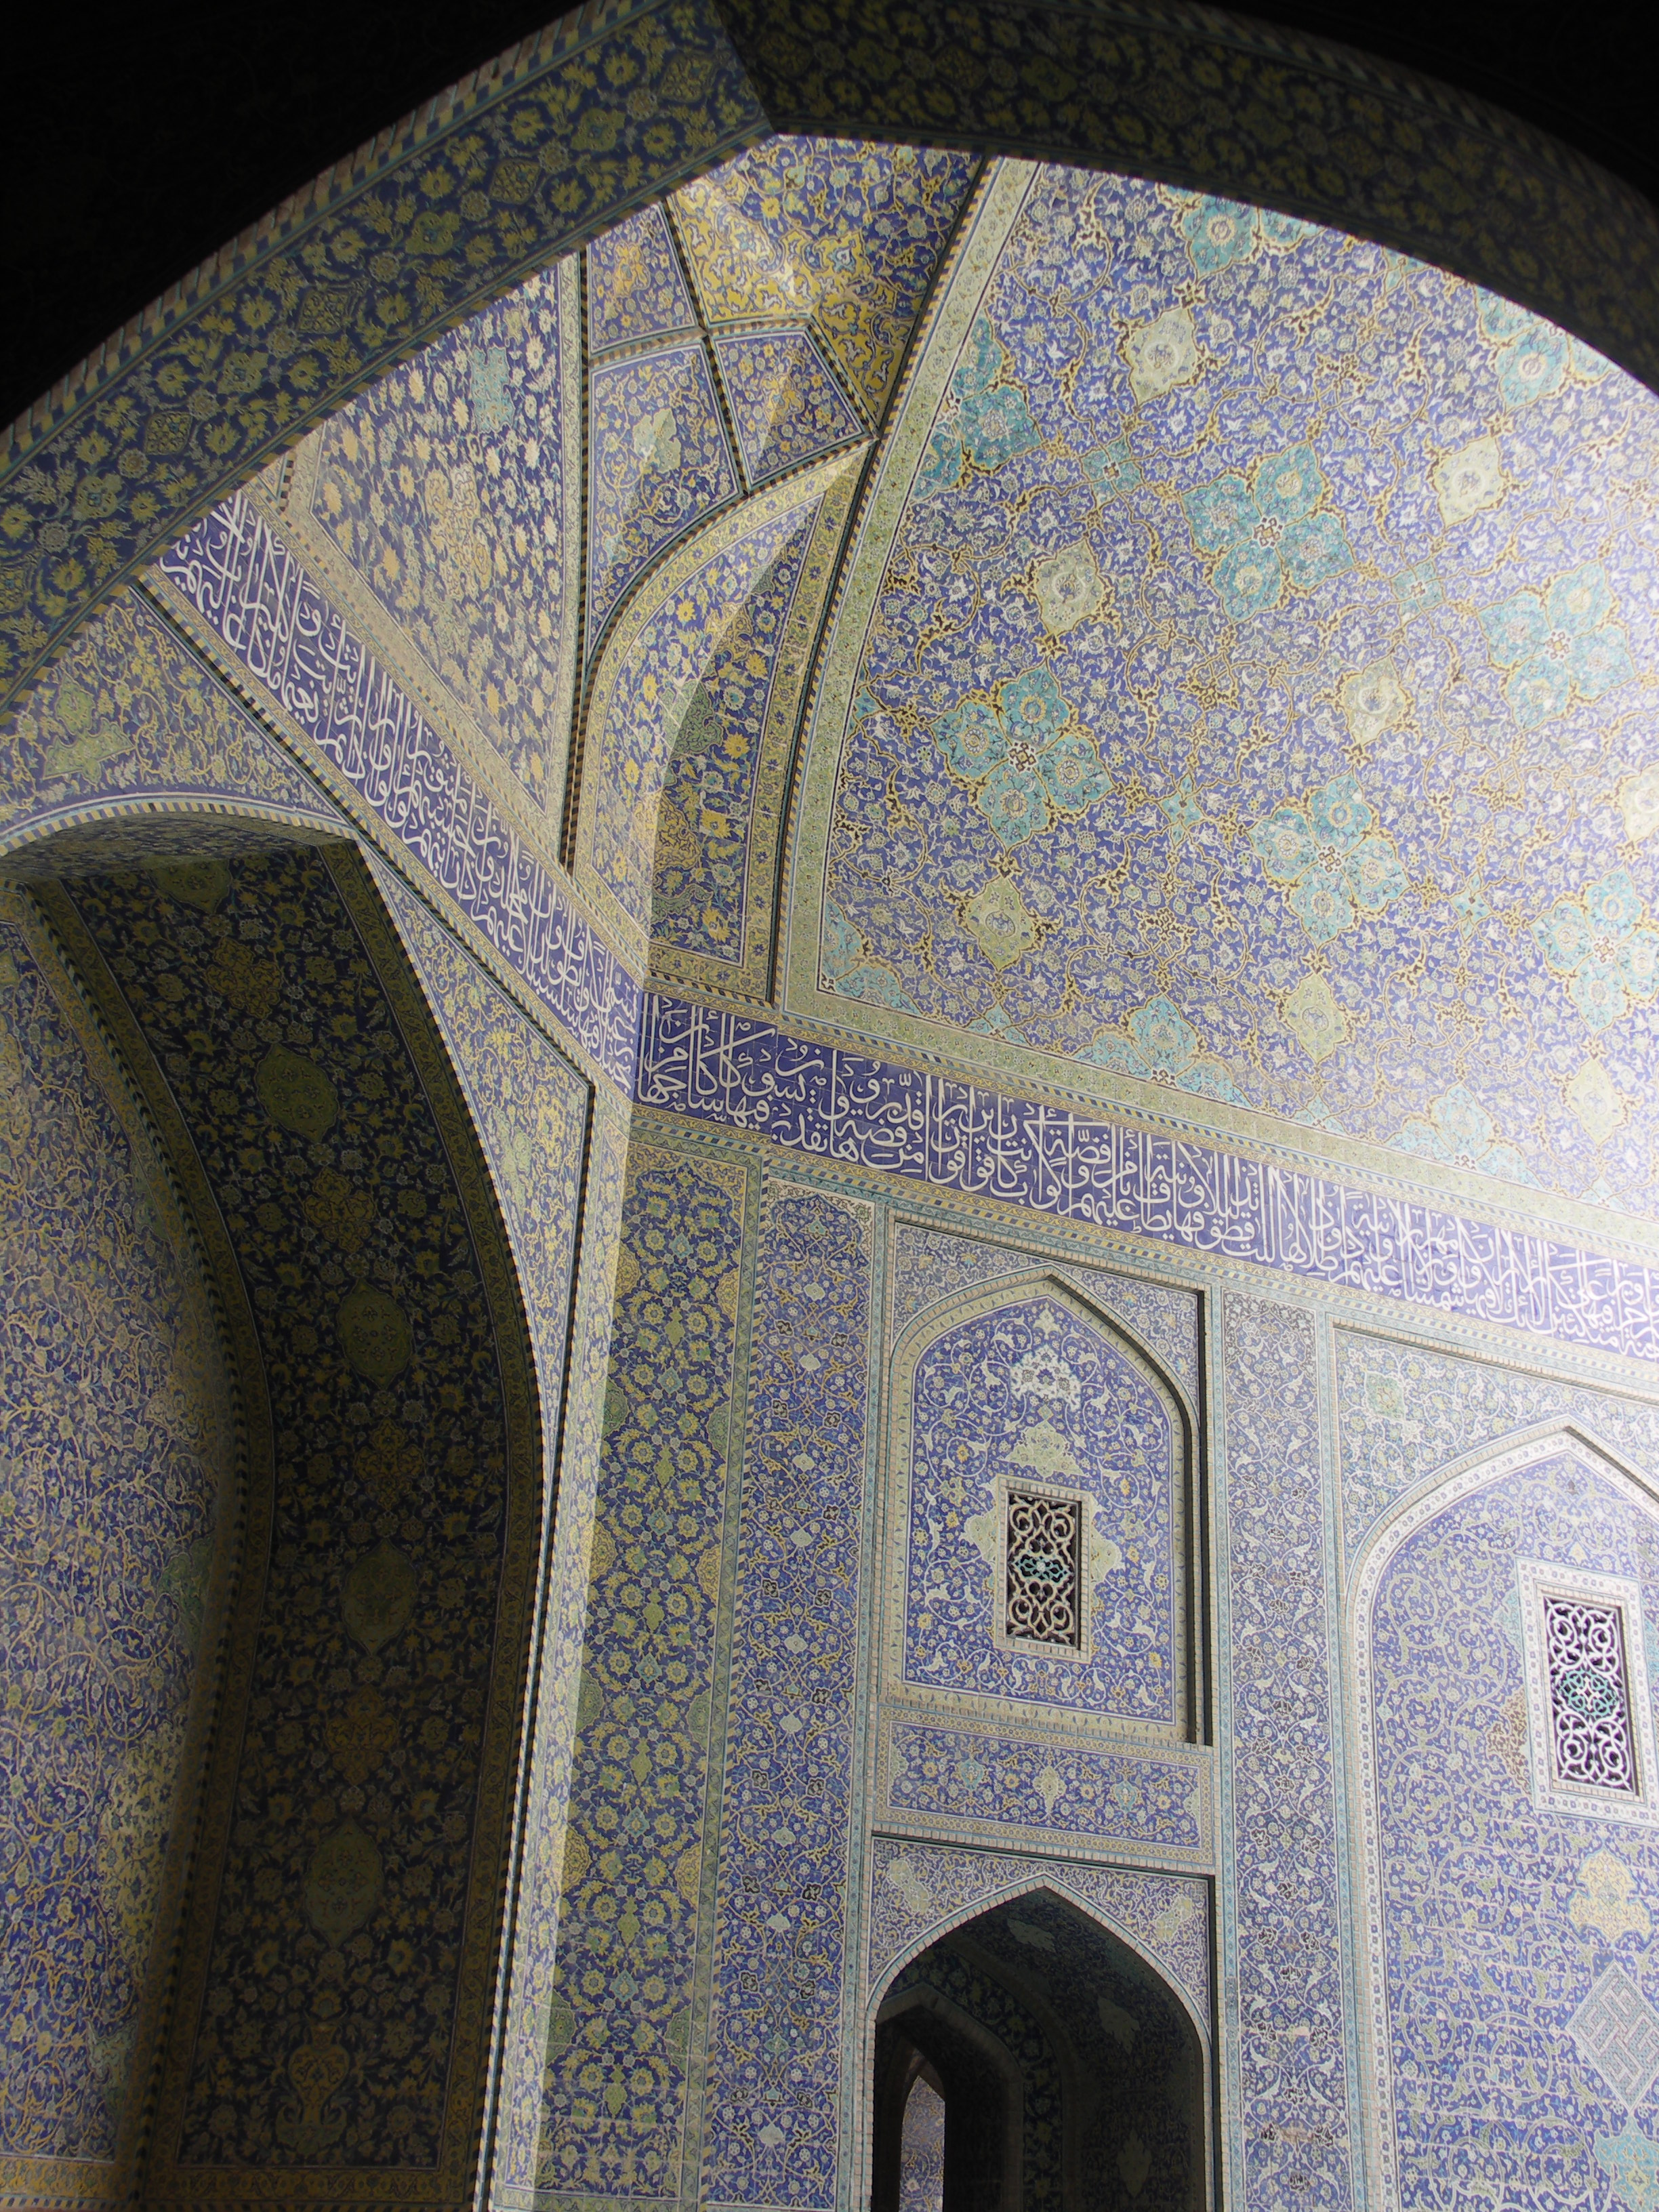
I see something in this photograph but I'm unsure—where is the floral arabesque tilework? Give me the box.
[712,327,864,487]
[587,343,739,649]
[1222,1294,1353,2209]
[671,139,979,417]
[538,1147,747,2202]
[701,1182,872,2209]
[899,1289,1179,1725]
[588,206,698,353]
[0,894,232,2175]
[287,260,581,821]
[821,166,1659,1213]
[1360,1451,1659,2212]
[60,850,533,2194]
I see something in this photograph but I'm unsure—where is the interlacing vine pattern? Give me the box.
[1545,1597,1637,1793]
[1004,1490,1082,1647]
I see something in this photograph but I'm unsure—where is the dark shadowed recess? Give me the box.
[2,0,1654,430]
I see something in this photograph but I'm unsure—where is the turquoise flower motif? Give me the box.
[1036,733,1113,813]
[1183,444,1353,621]
[931,665,1104,848]
[1250,771,1407,945]
[1160,775,1204,848]
[918,315,1042,491]
[977,764,1052,846]
[1533,868,1659,1031]
[1392,560,1443,617]
[1181,196,1256,275]
[819,901,920,1011]
[1082,436,1141,500]
[1179,195,1313,276]
[1479,561,1634,728]
[1477,291,1610,409]
[1391,1086,1537,1186]
[960,385,1041,470]
[951,316,1004,399]
[1080,995,1246,1104]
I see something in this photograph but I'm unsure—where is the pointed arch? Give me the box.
[1349,1421,1659,2212]
[882,1266,1196,1744]
[0,816,554,2212]
[861,1877,1213,2212]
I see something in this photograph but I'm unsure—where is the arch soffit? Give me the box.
[10,826,548,2194]
[5,0,1656,731]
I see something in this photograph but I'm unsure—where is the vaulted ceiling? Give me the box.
[176,136,1659,1221]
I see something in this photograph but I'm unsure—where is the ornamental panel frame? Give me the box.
[880,1265,1194,1744]
[1517,1557,1659,1825]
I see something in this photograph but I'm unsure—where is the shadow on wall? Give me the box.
[872,1888,1205,2212]
[0,823,541,2212]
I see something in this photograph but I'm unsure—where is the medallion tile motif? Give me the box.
[808,165,1659,1214]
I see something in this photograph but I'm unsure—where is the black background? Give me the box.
[4,1,1652,428]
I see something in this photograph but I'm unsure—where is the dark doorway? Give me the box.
[872,1889,1206,2212]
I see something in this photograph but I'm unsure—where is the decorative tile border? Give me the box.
[154,494,642,1086]
[638,997,1659,1363]
[878,1708,1212,1863]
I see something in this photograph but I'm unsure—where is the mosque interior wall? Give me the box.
[4,33,1659,2212]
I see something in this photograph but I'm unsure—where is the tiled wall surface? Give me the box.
[6,120,1659,2212]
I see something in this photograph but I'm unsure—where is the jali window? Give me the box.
[1518,1557,1658,1826]
[1005,1490,1082,1647]
[1544,1595,1637,1793]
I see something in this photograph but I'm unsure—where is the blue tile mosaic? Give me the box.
[154,497,642,1088]
[883,1722,1204,1852]
[57,847,537,2199]
[539,1147,748,2203]
[587,343,739,647]
[1355,1442,1659,2211]
[585,493,823,962]
[638,996,1659,1364]
[285,260,581,820]
[588,207,698,353]
[1222,1294,1351,2209]
[0,895,231,2178]
[865,1837,1210,2036]
[808,165,1659,1213]
[712,329,864,487]
[701,1182,872,2208]
[897,1290,1179,1723]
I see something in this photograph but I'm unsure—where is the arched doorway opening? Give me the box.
[872,1887,1206,2212]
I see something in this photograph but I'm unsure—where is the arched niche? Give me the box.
[866,1881,1210,2212]
[1350,1424,1659,2212]
[882,1271,1195,1741]
[0,817,545,2212]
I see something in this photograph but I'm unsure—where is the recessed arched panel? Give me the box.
[1353,1429,1659,2212]
[885,1275,1189,1734]
[869,1884,1210,2212]
[28,834,544,2212]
